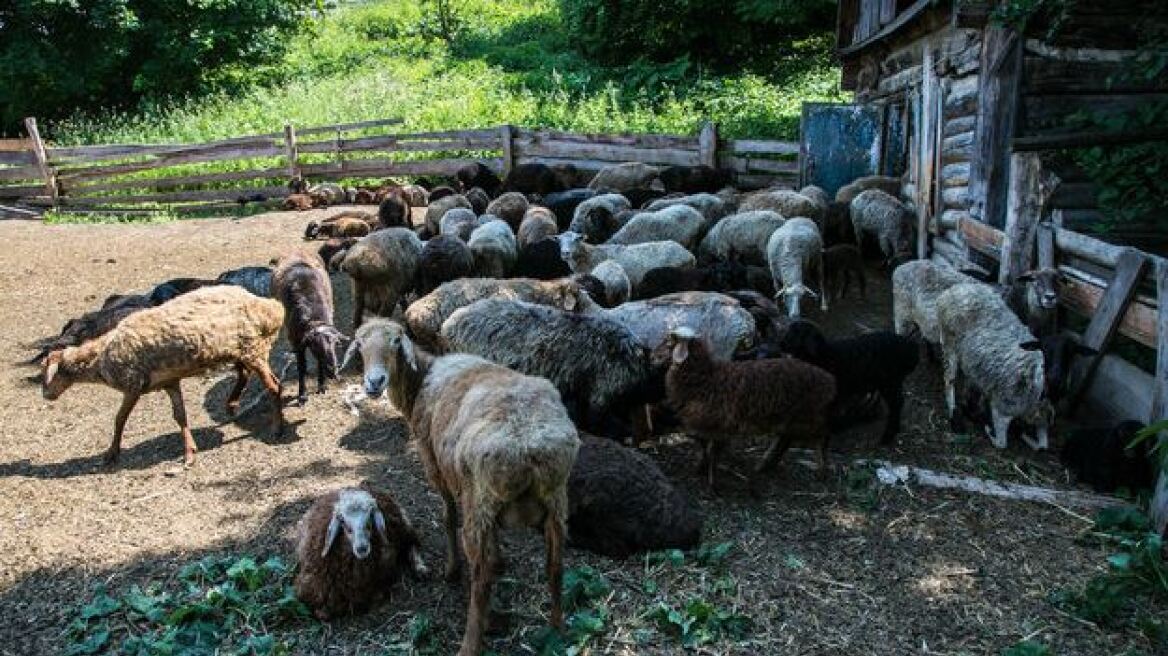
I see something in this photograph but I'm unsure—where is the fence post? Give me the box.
[698,122,718,169]
[998,152,1057,285]
[1151,260,1168,535]
[500,124,515,176]
[23,117,56,203]
[283,123,300,181]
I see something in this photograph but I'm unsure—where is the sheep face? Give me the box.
[559,231,586,264]
[324,489,389,560]
[347,320,418,398]
[1018,268,1064,310]
[41,350,74,400]
[776,320,828,363]
[776,283,817,319]
[304,222,322,240]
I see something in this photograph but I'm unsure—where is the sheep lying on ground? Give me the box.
[658,165,734,194]
[778,320,918,444]
[741,190,824,224]
[439,208,479,242]
[569,193,632,243]
[217,266,274,298]
[517,206,559,248]
[282,194,321,211]
[606,204,706,249]
[587,260,631,307]
[822,244,865,300]
[441,298,651,429]
[1061,420,1157,494]
[568,433,702,557]
[147,278,215,305]
[697,211,786,265]
[40,286,285,466]
[294,486,427,619]
[657,327,835,488]
[424,194,473,237]
[767,217,827,317]
[405,276,592,350]
[418,235,475,296]
[350,319,579,656]
[340,228,424,328]
[502,162,564,197]
[455,162,501,197]
[588,162,660,192]
[310,182,347,206]
[31,298,153,364]
[644,192,728,224]
[484,192,529,231]
[273,251,344,405]
[559,231,695,291]
[850,189,914,266]
[304,216,372,241]
[603,291,756,362]
[936,282,1050,449]
[468,219,517,278]
[835,175,901,205]
[514,238,573,280]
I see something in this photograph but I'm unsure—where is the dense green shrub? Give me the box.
[557,0,835,70]
[0,0,312,134]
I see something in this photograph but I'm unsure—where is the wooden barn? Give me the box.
[823,0,1168,528]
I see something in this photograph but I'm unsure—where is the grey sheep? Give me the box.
[464,187,490,215]
[740,189,824,224]
[601,291,756,361]
[569,193,632,243]
[417,235,475,296]
[767,217,827,318]
[588,260,631,307]
[697,210,785,265]
[517,206,560,248]
[850,189,914,265]
[424,194,473,236]
[644,193,729,224]
[340,228,424,328]
[468,219,517,278]
[439,207,479,242]
[606,204,707,249]
[216,266,273,298]
[558,231,695,291]
[588,162,661,192]
[892,260,977,347]
[835,175,901,205]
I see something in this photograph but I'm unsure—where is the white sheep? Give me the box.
[40,286,286,466]
[601,291,756,361]
[766,217,827,317]
[644,193,729,224]
[891,260,978,346]
[558,231,695,291]
[740,189,824,224]
[439,207,479,241]
[697,210,785,265]
[605,204,706,249]
[936,283,1050,450]
[850,189,914,265]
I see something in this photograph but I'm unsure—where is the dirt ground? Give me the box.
[0,210,1154,655]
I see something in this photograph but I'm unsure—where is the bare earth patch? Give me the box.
[0,211,1151,654]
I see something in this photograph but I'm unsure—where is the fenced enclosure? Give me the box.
[0,117,799,215]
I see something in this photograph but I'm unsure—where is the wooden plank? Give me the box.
[698,122,718,169]
[723,139,801,156]
[999,152,1057,284]
[917,35,939,259]
[1055,226,1167,270]
[0,204,42,220]
[968,26,1022,228]
[54,185,290,207]
[63,167,290,194]
[300,157,504,178]
[518,128,698,149]
[838,0,932,56]
[1150,260,1168,535]
[512,140,700,167]
[716,154,800,175]
[294,117,404,137]
[56,144,285,181]
[23,118,57,201]
[960,216,1005,256]
[297,136,500,154]
[737,174,797,190]
[284,124,299,180]
[0,184,46,198]
[1037,222,1055,269]
[48,134,284,162]
[0,152,36,166]
[1060,272,1158,349]
[500,125,515,175]
[1065,250,1151,407]
[0,165,43,182]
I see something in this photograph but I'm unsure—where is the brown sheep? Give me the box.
[282,193,317,211]
[349,320,579,656]
[318,237,359,271]
[657,327,835,489]
[40,286,285,466]
[340,228,424,329]
[484,191,529,232]
[304,216,372,241]
[272,250,343,405]
[400,184,430,208]
[294,486,427,620]
[517,206,559,248]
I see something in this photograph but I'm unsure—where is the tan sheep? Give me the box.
[40,286,286,466]
[349,319,579,656]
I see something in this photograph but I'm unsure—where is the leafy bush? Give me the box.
[0,0,312,134]
[64,554,310,655]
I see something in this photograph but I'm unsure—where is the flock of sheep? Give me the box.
[33,159,1158,656]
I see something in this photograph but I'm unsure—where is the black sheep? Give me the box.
[148,277,215,305]
[417,235,475,296]
[465,186,490,215]
[427,185,457,203]
[568,434,702,557]
[272,252,344,405]
[778,320,918,445]
[622,188,669,209]
[543,188,597,231]
[1061,420,1157,494]
[454,162,501,197]
[502,162,564,197]
[513,237,572,280]
[634,262,749,300]
[378,194,410,229]
[658,165,734,193]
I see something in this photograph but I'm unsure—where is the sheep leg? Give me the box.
[988,406,1011,449]
[630,405,652,446]
[441,493,461,582]
[295,347,308,406]
[105,392,141,464]
[757,431,796,473]
[165,385,197,466]
[458,514,495,656]
[879,385,905,445]
[225,364,250,415]
[544,511,565,631]
[817,253,828,312]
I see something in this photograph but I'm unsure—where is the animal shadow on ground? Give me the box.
[0,427,227,479]
[202,375,305,446]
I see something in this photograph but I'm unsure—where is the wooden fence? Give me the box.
[0,118,799,215]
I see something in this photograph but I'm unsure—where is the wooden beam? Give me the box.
[698,122,718,169]
[500,124,515,176]
[999,152,1058,284]
[968,26,1022,228]
[1012,128,1168,151]
[23,118,56,202]
[1150,260,1168,536]
[1037,222,1055,269]
[1065,249,1151,408]
[1060,272,1158,349]
[283,123,299,181]
[837,0,932,56]
[917,35,938,259]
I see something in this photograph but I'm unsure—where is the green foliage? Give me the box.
[527,566,611,655]
[638,542,752,649]
[64,554,310,656]
[1054,509,1168,650]
[1129,421,1168,476]
[44,209,180,225]
[0,0,312,134]
[990,0,1075,38]
[645,598,753,649]
[1001,640,1052,656]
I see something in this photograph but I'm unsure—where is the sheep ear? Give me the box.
[338,338,362,373]
[322,515,342,557]
[373,509,389,543]
[671,340,690,364]
[400,333,419,372]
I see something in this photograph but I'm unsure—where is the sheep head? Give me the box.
[661,327,700,365]
[344,319,418,398]
[776,319,828,364]
[1018,268,1065,310]
[323,489,388,560]
[776,283,818,319]
[41,350,76,400]
[558,231,586,264]
[304,222,322,241]
[306,325,345,381]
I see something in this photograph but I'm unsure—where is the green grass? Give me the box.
[49,0,846,146]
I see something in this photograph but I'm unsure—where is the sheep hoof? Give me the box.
[296,395,308,407]
[226,401,239,416]
[183,452,196,467]
[102,449,121,465]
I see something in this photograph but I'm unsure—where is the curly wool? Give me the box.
[849,189,914,260]
[439,208,479,241]
[424,194,473,235]
[569,193,633,242]
[588,162,660,193]
[340,228,424,325]
[891,260,977,343]
[559,233,695,290]
[417,235,475,296]
[485,192,530,232]
[697,210,785,265]
[517,207,559,248]
[603,291,756,361]
[740,190,824,223]
[468,219,517,278]
[588,260,631,307]
[606,204,706,249]
[644,192,728,224]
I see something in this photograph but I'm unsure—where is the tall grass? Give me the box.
[49,0,847,145]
